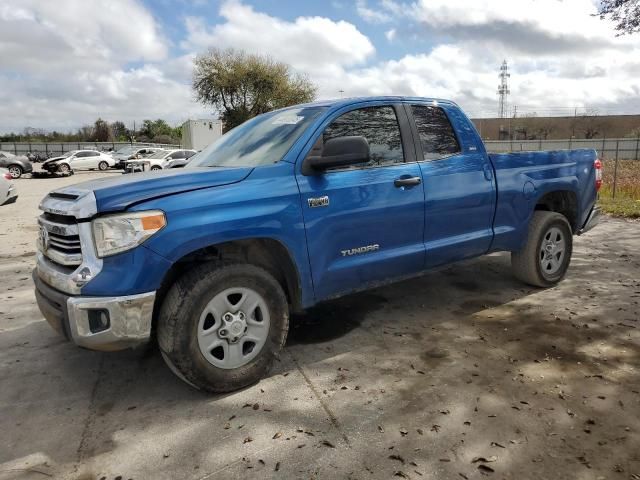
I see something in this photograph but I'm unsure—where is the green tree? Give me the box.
[140,119,175,140]
[193,48,317,131]
[111,121,128,141]
[91,118,113,142]
[78,125,94,141]
[596,0,640,35]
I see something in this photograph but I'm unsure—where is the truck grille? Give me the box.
[38,212,83,267]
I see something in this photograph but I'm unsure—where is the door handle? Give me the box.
[483,163,493,181]
[394,176,422,188]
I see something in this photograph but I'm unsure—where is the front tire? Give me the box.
[58,163,71,174]
[511,211,573,287]
[98,161,109,171]
[150,166,162,171]
[158,263,289,392]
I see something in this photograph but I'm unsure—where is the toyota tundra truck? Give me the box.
[33,97,601,392]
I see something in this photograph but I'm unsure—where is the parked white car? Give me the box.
[124,149,197,172]
[41,150,116,174]
[0,168,18,205]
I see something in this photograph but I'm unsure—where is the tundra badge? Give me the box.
[308,196,329,208]
[341,244,380,257]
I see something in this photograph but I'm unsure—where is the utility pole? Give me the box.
[339,89,345,99]
[498,60,510,119]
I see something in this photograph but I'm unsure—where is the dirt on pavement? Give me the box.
[0,172,639,480]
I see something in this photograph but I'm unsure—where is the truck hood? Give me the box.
[50,167,253,214]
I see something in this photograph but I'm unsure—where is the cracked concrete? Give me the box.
[1,171,639,480]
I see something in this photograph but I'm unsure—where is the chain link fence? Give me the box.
[0,141,181,156]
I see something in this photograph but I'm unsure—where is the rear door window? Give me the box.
[410,105,460,160]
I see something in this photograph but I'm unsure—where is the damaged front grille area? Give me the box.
[38,213,83,266]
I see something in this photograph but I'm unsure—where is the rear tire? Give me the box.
[511,211,573,287]
[8,165,22,179]
[158,263,289,392]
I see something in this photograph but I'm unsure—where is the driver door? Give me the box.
[296,103,426,302]
[71,152,91,169]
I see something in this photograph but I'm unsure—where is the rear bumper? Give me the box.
[33,270,155,351]
[578,205,601,235]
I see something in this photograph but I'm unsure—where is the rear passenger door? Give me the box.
[86,151,101,168]
[296,103,426,302]
[406,103,496,268]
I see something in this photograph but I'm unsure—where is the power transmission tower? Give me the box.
[498,60,510,118]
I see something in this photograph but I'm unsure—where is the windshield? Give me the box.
[188,106,326,168]
[62,151,76,158]
[148,150,170,159]
[114,146,135,155]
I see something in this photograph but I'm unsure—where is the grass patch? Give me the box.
[598,160,640,218]
[598,195,640,219]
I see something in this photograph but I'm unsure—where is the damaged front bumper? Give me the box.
[34,271,155,351]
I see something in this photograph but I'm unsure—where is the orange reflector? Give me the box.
[141,214,165,230]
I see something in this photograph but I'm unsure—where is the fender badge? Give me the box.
[308,196,329,208]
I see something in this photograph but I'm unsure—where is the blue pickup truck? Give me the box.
[34,97,601,392]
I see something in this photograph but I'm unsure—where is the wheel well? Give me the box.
[8,163,23,171]
[534,190,578,231]
[156,238,302,316]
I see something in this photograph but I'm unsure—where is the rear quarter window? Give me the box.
[411,105,460,161]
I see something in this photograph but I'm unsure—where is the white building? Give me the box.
[182,119,223,151]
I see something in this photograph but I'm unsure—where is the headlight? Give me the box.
[92,210,166,257]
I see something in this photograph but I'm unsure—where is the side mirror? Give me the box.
[303,136,370,175]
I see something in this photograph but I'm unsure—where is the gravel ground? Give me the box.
[0,172,639,480]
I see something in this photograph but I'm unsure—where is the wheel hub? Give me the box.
[539,227,565,275]
[219,311,248,343]
[544,241,557,257]
[197,286,271,370]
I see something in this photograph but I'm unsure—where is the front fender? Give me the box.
[131,163,316,307]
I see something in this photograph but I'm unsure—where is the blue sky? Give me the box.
[0,0,638,133]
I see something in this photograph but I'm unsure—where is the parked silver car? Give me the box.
[124,149,196,173]
[112,146,165,169]
[0,151,33,179]
[0,168,18,205]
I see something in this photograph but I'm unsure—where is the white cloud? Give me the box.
[356,0,391,23]
[0,0,167,73]
[342,0,640,115]
[385,28,396,42]
[182,1,375,72]
[0,0,639,132]
[0,0,210,132]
